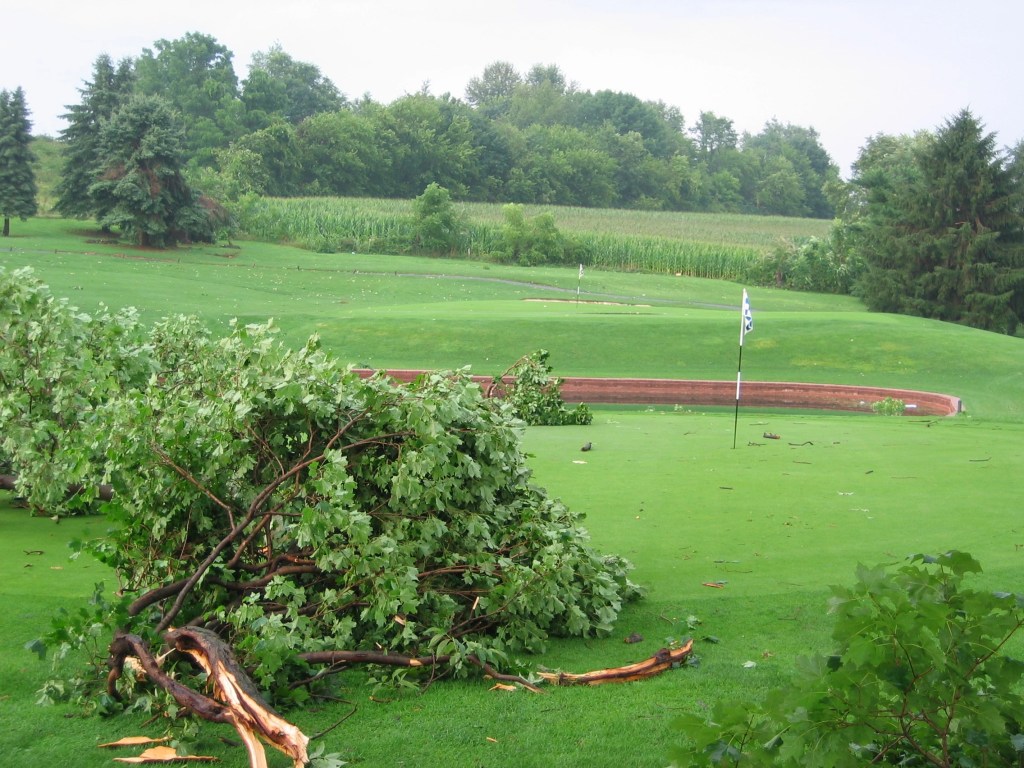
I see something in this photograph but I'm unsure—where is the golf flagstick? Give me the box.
[733,289,753,449]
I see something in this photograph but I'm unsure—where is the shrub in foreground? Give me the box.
[672,551,1024,767]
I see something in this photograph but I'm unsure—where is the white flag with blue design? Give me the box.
[741,289,753,344]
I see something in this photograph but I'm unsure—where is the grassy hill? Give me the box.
[2,217,1020,420]
[3,215,1024,767]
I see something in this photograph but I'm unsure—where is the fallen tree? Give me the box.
[32,314,641,713]
[0,267,204,516]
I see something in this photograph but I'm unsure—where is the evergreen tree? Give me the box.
[54,54,135,220]
[89,94,211,247]
[855,109,1024,334]
[0,87,38,236]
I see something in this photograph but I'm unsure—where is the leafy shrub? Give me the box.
[412,182,465,254]
[671,551,1024,767]
[872,396,906,416]
[491,349,593,426]
[758,223,865,294]
[497,204,569,266]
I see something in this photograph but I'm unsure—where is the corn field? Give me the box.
[235,197,416,254]
[233,196,829,281]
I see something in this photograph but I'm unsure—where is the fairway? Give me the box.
[2,219,1022,420]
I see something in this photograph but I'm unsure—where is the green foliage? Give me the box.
[233,196,825,280]
[871,396,906,416]
[54,54,135,221]
[761,225,865,294]
[51,35,843,217]
[9,278,637,707]
[412,182,464,254]
[29,135,63,214]
[133,32,244,166]
[671,552,1024,767]
[0,267,158,515]
[492,350,593,426]
[497,204,572,266]
[89,95,218,246]
[240,43,345,129]
[851,109,1024,334]
[0,86,39,234]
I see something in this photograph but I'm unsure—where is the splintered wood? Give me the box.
[105,628,694,766]
[537,640,694,686]
[108,628,309,768]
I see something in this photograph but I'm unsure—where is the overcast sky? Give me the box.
[6,0,1022,177]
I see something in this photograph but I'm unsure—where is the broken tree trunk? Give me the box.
[302,641,694,689]
[537,640,694,686]
[108,628,309,768]
[104,630,692,765]
[298,649,544,693]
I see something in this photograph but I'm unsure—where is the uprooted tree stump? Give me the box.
[108,627,309,768]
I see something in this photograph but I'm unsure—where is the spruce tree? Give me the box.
[89,94,208,247]
[0,87,38,236]
[855,109,1024,334]
[54,54,135,220]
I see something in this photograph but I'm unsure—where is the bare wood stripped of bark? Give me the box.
[108,628,310,768]
[537,640,694,685]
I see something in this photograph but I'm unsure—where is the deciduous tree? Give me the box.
[464,60,521,118]
[295,109,384,196]
[412,182,464,253]
[369,94,479,198]
[134,32,244,165]
[241,44,345,129]
[742,119,836,217]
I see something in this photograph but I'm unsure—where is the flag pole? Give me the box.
[732,344,744,449]
[733,289,752,449]
[576,263,583,308]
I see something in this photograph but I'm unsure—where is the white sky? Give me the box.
[6,0,1023,177]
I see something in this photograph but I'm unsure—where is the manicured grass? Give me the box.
[4,411,1022,766]
[2,217,1023,766]
[2,218,1021,420]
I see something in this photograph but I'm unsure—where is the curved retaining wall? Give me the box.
[353,370,963,417]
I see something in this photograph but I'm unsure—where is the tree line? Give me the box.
[1,31,1023,333]
[45,32,837,220]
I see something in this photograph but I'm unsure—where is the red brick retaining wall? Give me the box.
[353,370,963,417]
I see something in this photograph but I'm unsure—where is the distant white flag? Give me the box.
[579,263,584,280]
[741,289,753,344]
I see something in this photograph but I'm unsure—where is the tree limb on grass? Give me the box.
[108,628,309,768]
[537,640,694,685]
